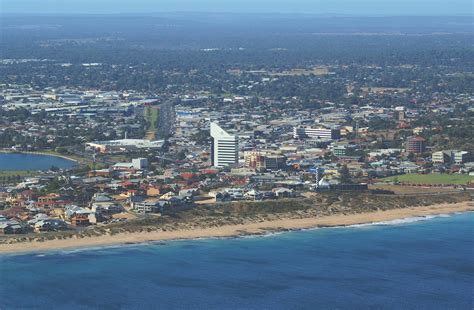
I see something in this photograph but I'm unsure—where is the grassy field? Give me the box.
[145,106,160,140]
[382,173,474,185]
[0,170,33,177]
[38,150,90,163]
[269,67,330,76]
[146,106,160,131]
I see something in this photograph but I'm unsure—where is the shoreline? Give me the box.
[0,149,80,164]
[1,201,472,254]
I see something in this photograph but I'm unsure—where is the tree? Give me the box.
[339,165,352,184]
[56,147,68,154]
[177,150,187,161]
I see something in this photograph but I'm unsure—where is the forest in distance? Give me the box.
[1,14,473,66]
[1,14,473,95]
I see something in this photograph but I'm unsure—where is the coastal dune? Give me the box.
[1,201,472,254]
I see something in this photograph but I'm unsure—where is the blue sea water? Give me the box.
[0,153,76,171]
[1,213,473,309]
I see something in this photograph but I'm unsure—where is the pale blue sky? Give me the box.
[2,0,473,15]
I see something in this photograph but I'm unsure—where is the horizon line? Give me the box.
[2,12,473,17]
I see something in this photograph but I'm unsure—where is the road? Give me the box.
[155,100,175,140]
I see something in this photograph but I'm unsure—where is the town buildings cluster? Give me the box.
[0,71,473,235]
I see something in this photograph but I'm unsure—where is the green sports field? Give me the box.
[383,173,474,185]
[146,106,160,131]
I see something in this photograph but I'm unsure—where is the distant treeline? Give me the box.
[1,15,473,68]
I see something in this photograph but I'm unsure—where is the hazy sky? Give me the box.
[2,0,473,15]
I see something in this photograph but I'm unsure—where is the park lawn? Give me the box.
[383,173,474,185]
[146,106,160,131]
[0,170,33,177]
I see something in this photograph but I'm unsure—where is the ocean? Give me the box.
[1,213,473,309]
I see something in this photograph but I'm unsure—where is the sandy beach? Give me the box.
[1,201,472,254]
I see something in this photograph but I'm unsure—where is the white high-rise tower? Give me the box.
[210,122,239,168]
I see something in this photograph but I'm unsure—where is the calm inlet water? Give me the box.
[1,213,473,309]
[0,153,76,171]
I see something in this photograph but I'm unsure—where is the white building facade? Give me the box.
[210,122,239,168]
[293,126,341,140]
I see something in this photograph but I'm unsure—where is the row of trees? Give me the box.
[0,174,23,184]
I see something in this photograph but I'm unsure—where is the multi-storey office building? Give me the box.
[210,122,239,168]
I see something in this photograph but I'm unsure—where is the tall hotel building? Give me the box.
[210,122,239,168]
